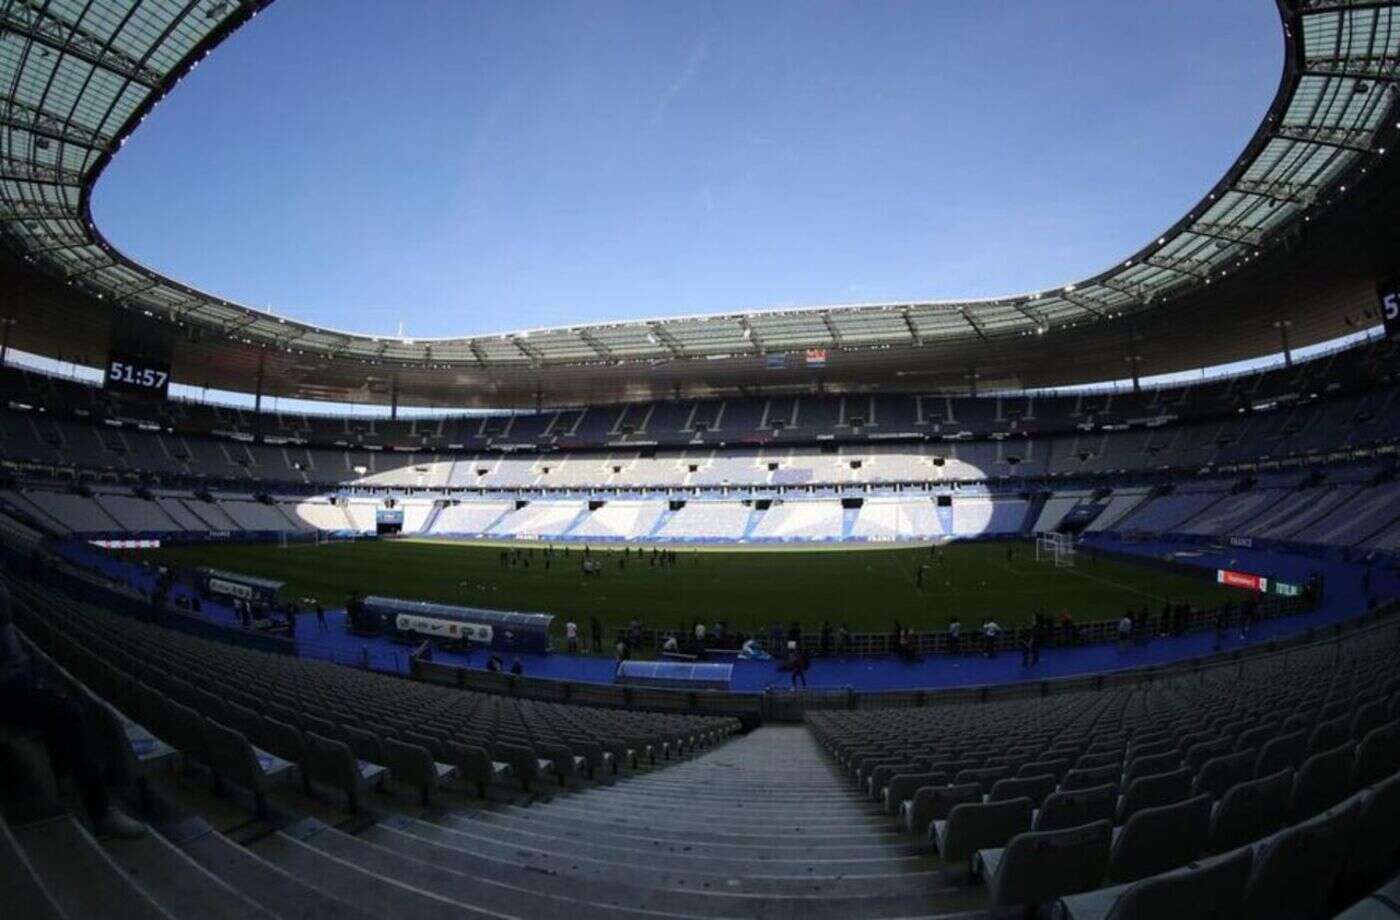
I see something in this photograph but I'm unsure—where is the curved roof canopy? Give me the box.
[0,0,1397,397]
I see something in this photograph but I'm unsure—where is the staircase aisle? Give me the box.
[335,725,988,919]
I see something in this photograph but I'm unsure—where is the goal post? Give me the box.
[1035,531,1077,567]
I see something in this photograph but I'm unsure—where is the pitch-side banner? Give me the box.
[395,614,493,643]
[1217,569,1268,592]
[208,577,256,600]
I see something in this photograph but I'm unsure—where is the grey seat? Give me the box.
[954,765,1012,795]
[1075,751,1123,771]
[1106,793,1211,883]
[495,742,545,791]
[1117,767,1192,824]
[903,781,982,837]
[304,730,368,813]
[1240,794,1363,920]
[1353,721,1400,789]
[445,741,511,797]
[884,771,948,816]
[978,819,1112,908]
[202,718,280,817]
[869,760,926,799]
[259,717,311,794]
[1193,748,1256,800]
[1350,700,1390,743]
[535,740,582,786]
[1290,741,1356,822]
[1339,769,1400,896]
[382,737,438,805]
[1124,751,1181,785]
[1185,736,1234,774]
[1254,729,1309,779]
[1059,846,1254,920]
[933,797,1034,864]
[1016,758,1069,782]
[989,774,1057,807]
[1209,767,1294,855]
[1308,715,1351,758]
[1062,763,1120,791]
[1035,782,1118,833]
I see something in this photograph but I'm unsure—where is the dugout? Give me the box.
[365,596,554,653]
[196,567,284,605]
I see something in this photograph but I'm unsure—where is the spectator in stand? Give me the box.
[0,586,146,838]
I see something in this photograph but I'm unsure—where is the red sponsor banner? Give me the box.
[1217,569,1267,592]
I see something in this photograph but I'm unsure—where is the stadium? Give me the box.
[0,0,1399,916]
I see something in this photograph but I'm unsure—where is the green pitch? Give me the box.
[127,538,1239,636]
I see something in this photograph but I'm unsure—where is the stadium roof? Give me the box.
[0,0,1399,407]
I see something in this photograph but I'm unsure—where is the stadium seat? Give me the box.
[902,782,982,837]
[989,774,1057,808]
[933,797,1034,865]
[1035,783,1119,833]
[1192,749,1257,800]
[977,819,1113,908]
[1291,741,1357,822]
[1124,751,1182,786]
[1184,736,1234,774]
[1339,770,1400,896]
[1239,795,1364,919]
[445,741,512,797]
[1209,768,1295,855]
[1354,722,1400,788]
[1062,763,1120,791]
[1057,845,1254,920]
[1254,730,1310,779]
[202,717,292,817]
[381,737,442,805]
[884,771,947,816]
[1116,767,1192,824]
[1106,793,1212,883]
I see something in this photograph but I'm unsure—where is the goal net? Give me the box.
[1035,531,1077,567]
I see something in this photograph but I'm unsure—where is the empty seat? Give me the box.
[1351,700,1390,743]
[1339,769,1400,896]
[1193,749,1257,801]
[903,782,982,837]
[933,797,1034,864]
[1240,795,1363,920]
[1291,741,1357,822]
[445,741,511,797]
[978,819,1113,908]
[884,771,948,816]
[954,765,1012,795]
[1035,783,1118,833]
[304,731,371,813]
[1209,768,1294,855]
[1308,715,1351,757]
[1354,721,1400,788]
[1076,751,1123,771]
[1185,736,1234,774]
[1016,758,1069,782]
[202,718,283,817]
[1058,843,1254,920]
[1117,767,1192,824]
[989,774,1057,807]
[382,737,439,805]
[1254,729,1309,779]
[1062,763,1120,791]
[1124,751,1182,786]
[1107,793,1212,883]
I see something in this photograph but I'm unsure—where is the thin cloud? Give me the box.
[654,38,710,124]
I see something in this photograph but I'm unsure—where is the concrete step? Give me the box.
[366,818,981,920]
[13,816,174,920]
[104,827,276,920]
[174,820,375,920]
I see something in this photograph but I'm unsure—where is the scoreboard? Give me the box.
[1381,277,1400,338]
[105,351,171,399]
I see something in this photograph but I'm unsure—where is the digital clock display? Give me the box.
[1380,277,1400,339]
[105,353,171,398]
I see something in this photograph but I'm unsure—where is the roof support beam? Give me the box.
[1188,221,1264,246]
[737,316,765,353]
[0,200,72,221]
[511,336,543,364]
[1273,125,1379,154]
[0,96,111,149]
[1296,2,1400,13]
[901,307,922,346]
[467,340,488,365]
[1231,178,1316,206]
[1301,55,1400,81]
[958,308,987,341]
[820,312,843,347]
[576,328,612,361]
[1145,255,1211,281]
[647,323,685,359]
[62,254,114,280]
[0,155,84,185]
[1058,292,1109,319]
[1,2,164,88]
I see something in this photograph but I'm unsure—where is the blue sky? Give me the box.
[92,0,1282,340]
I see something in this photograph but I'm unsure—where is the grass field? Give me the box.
[125,538,1241,637]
